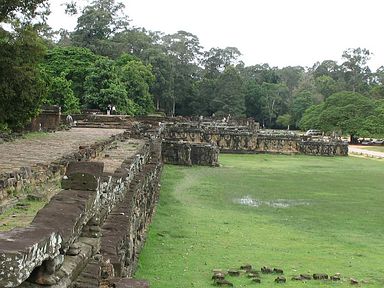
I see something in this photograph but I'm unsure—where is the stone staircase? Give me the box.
[75,115,134,130]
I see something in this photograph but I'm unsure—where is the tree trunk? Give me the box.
[350,134,358,144]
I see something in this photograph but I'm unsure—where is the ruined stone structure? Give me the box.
[162,141,219,166]
[0,129,162,288]
[0,115,349,288]
[164,121,348,156]
[28,106,62,132]
[0,132,123,213]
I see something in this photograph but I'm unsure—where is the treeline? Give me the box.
[0,0,383,137]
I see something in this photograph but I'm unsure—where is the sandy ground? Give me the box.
[348,145,384,159]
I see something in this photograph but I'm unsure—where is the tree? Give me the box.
[43,72,80,114]
[162,30,202,115]
[83,56,136,114]
[314,75,340,99]
[319,92,374,138]
[0,25,47,130]
[312,60,343,81]
[194,77,217,116]
[112,27,156,59]
[116,54,155,115]
[276,114,292,129]
[202,47,241,76]
[369,85,384,100]
[244,81,265,123]
[142,47,174,112]
[341,48,371,93]
[211,66,245,116]
[278,66,304,93]
[291,90,314,127]
[299,104,324,131]
[260,82,289,127]
[369,66,384,99]
[240,64,280,84]
[42,47,100,105]
[300,91,375,141]
[71,0,130,56]
[361,100,384,137]
[162,30,202,64]
[0,0,48,22]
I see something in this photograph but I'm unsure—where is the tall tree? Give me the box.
[260,82,289,127]
[361,100,384,137]
[212,66,245,116]
[290,90,314,127]
[0,26,47,129]
[241,64,280,84]
[142,47,173,112]
[314,75,340,99]
[42,47,100,105]
[299,104,324,131]
[111,27,156,59]
[300,91,375,141]
[71,0,129,56]
[244,81,265,123]
[162,30,202,115]
[278,66,304,93]
[312,60,343,81]
[83,56,136,114]
[42,72,80,114]
[202,47,241,76]
[116,54,155,115]
[341,48,371,93]
[0,0,48,22]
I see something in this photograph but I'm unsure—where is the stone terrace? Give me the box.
[91,139,145,174]
[0,128,125,174]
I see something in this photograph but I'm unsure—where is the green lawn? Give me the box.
[135,154,384,287]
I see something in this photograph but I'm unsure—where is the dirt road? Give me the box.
[349,145,384,159]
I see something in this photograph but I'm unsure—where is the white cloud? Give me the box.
[47,0,384,70]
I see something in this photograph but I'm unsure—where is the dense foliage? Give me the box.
[0,0,383,137]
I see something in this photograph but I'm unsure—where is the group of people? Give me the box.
[106,104,117,115]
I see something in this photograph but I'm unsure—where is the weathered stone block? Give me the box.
[65,161,104,177]
[61,172,99,191]
[162,141,192,166]
[0,228,62,287]
[162,141,219,166]
[61,162,104,191]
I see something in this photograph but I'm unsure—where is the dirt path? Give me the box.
[349,145,384,159]
[0,128,126,174]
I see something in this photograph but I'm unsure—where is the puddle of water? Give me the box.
[234,196,311,208]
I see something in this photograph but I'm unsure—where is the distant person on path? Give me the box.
[107,104,112,115]
[112,105,116,115]
[66,114,74,126]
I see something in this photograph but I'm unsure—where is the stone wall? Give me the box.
[164,124,348,156]
[298,140,349,156]
[27,106,62,132]
[0,134,123,213]
[0,134,163,287]
[162,141,219,166]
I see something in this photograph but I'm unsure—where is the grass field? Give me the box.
[135,154,384,287]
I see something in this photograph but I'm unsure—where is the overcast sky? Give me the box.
[48,0,384,70]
